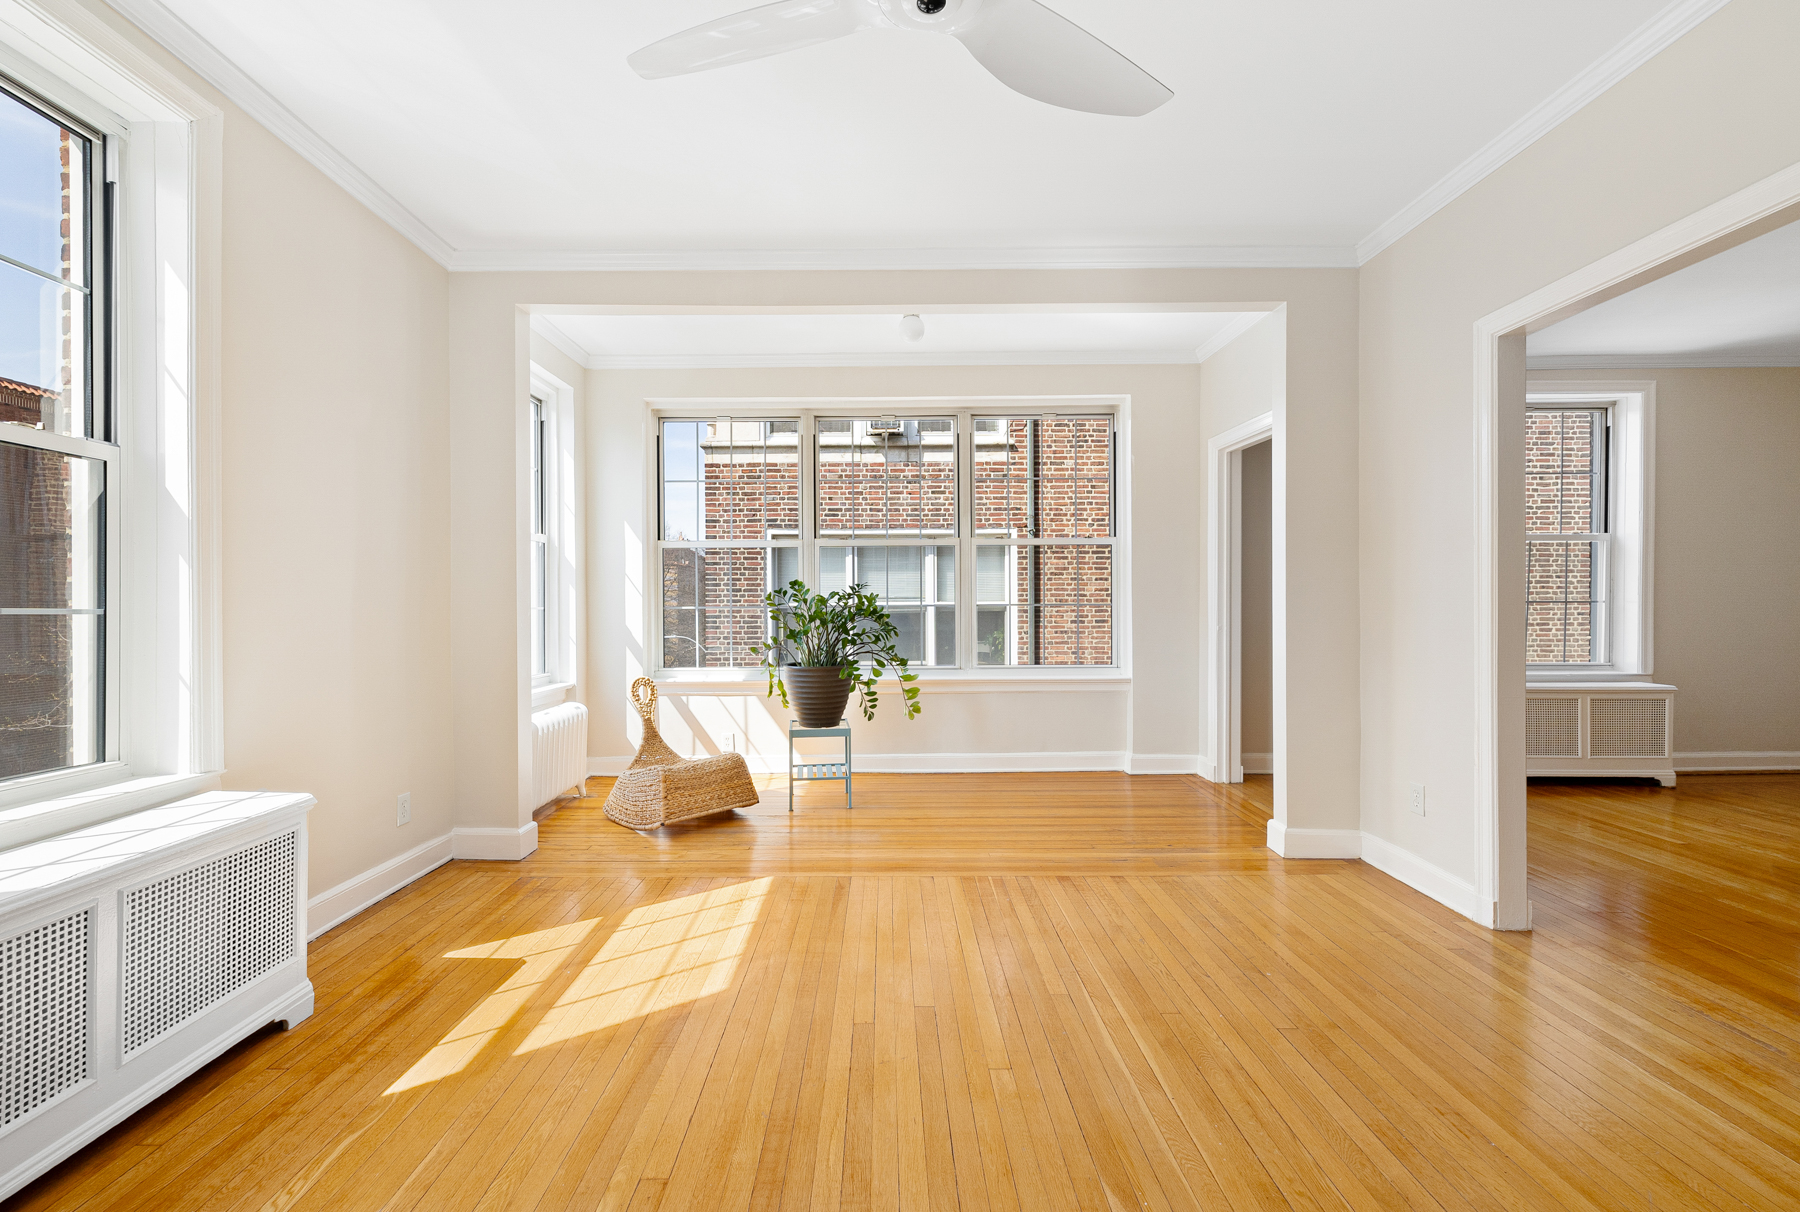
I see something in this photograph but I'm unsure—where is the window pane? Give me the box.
[531,540,546,676]
[1,441,102,779]
[0,264,86,437]
[1527,539,1602,664]
[974,417,1111,538]
[817,417,956,536]
[1526,410,1602,534]
[819,544,957,666]
[662,417,800,542]
[661,545,795,668]
[1,88,92,439]
[974,544,1112,666]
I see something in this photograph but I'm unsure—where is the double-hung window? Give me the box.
[655,408,1117,673]
[1524,386,1654,676]
[530,393,549,679]
[1,77,113,784]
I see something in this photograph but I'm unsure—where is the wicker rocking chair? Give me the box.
[604,678,760,830]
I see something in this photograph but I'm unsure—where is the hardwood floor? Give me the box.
[7,772,1799,1211]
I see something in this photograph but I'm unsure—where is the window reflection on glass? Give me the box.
[0,441,103,779]
[1,85,94,439]
[661,418,800,543]
[661,546,798,669]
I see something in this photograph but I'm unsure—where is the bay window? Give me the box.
[654,407,1117,674]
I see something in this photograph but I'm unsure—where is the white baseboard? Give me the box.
[592,751,1154,775]
[1359,832,1483,921]
[452,822,540,860]
[1126,753,1201,775]
[1265,820,1362,859]
[1242,752,1273,775]
[1674,751,1800,772]
[307,833,453,940]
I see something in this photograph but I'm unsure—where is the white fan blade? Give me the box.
[628,0,874,80]
[953,0,1172,116]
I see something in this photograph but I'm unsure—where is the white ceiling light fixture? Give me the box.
[628,0,1174,118]
[900,313,927,341]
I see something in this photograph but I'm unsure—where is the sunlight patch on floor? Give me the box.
[515,877,770,1055]
[383,917,602,1094]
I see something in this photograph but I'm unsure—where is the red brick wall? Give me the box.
[1526,410,1599,663]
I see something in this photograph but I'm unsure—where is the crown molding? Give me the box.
[529,316,591,368]
[1355,0,1735,265]
[449,245,1359,273]
[104,0,456,267]
[1527,352,1800,370]
[535,345,1214,372]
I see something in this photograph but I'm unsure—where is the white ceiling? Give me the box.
[536,309,1263,368]
[116,0,1690,266]
[1529,219,1800,368]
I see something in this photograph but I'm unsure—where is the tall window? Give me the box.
[655,410,1116,671]
[530,394,548,679]
[1,78,110,783]
[1526,406,1608,665]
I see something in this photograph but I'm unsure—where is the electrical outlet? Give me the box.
[397,792,412,826]
[1409,783,1426,817]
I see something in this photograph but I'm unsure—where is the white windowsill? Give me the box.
[653,669,1128,694]
[0,771,225,853]
[1525,667,1651,682]
[532,681,575,710]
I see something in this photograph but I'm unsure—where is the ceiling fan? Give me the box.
[627,0,1173,117]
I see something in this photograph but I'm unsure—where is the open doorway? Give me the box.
[1473,178,1800,930]
[1206,415,1274,787]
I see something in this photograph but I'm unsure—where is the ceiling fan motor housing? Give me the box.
[879,0,983,33]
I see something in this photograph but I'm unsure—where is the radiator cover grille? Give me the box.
[121,831,298,1057]
[1590,698,1669,758]
[1525,698,1582,758]
[1,908,90,1130]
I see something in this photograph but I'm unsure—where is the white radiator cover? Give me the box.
[0,791,314,1199]
[1525,682,1677,785]
[532,701,589,809]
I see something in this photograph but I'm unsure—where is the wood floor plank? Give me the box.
[12,772,1800,1212]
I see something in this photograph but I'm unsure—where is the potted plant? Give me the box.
[755,580,922,728]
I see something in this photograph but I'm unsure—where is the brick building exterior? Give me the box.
[1526,409,1600,664]
[660,417,1113,669]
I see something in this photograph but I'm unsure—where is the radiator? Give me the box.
[0,791,314,1199]
[1525,682,1677,786]
[533,701,589,808]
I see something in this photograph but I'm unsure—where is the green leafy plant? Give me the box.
[754,580,922,721]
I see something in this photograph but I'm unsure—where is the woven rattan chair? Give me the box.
[603,678,760,830]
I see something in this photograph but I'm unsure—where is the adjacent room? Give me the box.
[1,1,1796,1208]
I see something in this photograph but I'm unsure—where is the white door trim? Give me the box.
[1207,412,1274,786]
[1471,161,1800,930]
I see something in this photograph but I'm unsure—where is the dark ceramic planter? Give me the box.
[782,665,855,728]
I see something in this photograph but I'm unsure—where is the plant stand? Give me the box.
[788,719,851,811]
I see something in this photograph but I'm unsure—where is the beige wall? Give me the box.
[214,111,453,892]
[1241,440,1274,758]
[1530,367,1800,757]
[449,270,1357,837]
[1360,0,1800,893]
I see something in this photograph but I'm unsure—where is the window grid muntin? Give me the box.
[1527,406,1611,667]
[653,407,1118,673]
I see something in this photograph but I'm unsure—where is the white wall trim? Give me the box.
[105,0,456,267]
[1528,353,1800,370]
[1674,752,1800,772]
[1264,821,1361,859]
[452,823,539,860]
[1242,752,1272,775]
[561,349,1228,371]
[305,833,454,940]
[1207,412,1276,790]
[1126,754,1202,776]
[453,246,1358,273]
[1356,0,1735,264]
[1360,833,1484,922]
[1472,160,1800,933]
[591,752,1162,776]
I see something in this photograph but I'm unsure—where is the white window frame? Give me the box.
[0,10,224,848]
[1524,382,1655,680]
[647,397,1129,683]
[529,364,576,709]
